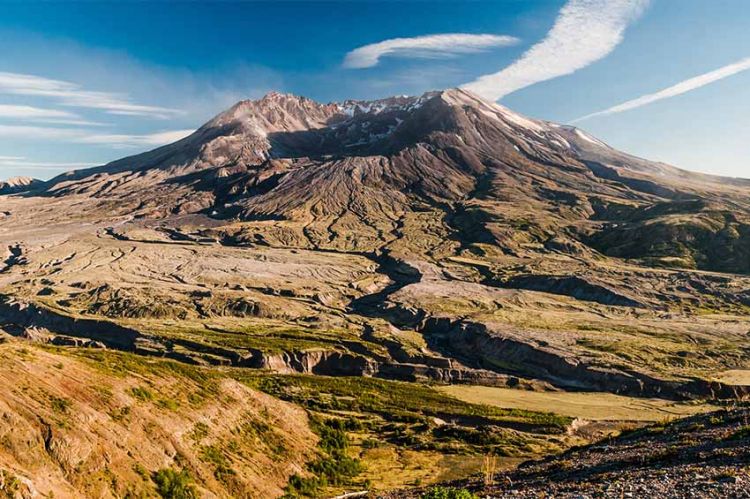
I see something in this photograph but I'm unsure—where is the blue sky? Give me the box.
[0,0,748,180]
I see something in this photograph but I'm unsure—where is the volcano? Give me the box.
[38,88,750,273]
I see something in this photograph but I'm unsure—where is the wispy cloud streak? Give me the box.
[0,105,78,120]
[463,0,649,101]
[0,156,99,170]
[572,57,750,122]
[0,124,194,147]
[0,104,104,126]
[0,72,182,118]
[0,124,81,140]
[75,129,195,147]
[343,33,519,69]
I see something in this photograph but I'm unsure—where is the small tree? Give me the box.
[482,452,498,486]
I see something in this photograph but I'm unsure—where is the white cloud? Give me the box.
[0,72,182,119]
[74,129,195,147]
[0,124,82,140]
[0,156,99,170]
[0,104,105,126]
[0,104,78,120]
[0,124,194,147]
[31,118,107,126]
[572,57,750,122]
[343,33,519,69]
[463,0,649,101]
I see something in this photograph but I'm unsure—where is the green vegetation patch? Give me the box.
[49,395,71,414]
[243,374,570,431]
[726,425,750,441]
[62,348,219,406]
[200,445,236,482]
[152,468,198,499]
[421,486,479,499]
[284,418,362,498]
[139,320,389,358]
[238,374,570,497]
[130,386,154,401]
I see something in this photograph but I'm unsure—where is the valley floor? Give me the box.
[439,385,717,422]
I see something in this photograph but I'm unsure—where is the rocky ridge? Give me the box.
[0,176,42,195]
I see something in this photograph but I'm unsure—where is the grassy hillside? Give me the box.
[0,338,317,498]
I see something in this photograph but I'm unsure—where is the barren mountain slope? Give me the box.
[37,89,750,268]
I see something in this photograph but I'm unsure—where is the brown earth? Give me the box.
[0,337,316,498]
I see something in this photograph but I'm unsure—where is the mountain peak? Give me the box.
[206,88,505,135]
[261,90,296,100]
[437,87,549,133]
[206,92,340,135]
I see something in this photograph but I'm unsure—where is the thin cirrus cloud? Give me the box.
[0,156,99,171]
[0,124,81,140]
[572,56,750,122]
[0,124,194,148]
[0,72,182,119]
[463,0,649,101]
[75,129,195,147]
[0,104,78,120]
[0,104,105,126]
[342,33,520,69]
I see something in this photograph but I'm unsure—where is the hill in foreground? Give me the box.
[381,408,750,498]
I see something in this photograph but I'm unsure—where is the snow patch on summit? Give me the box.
[336,94,430,118]
[440,88,547,133]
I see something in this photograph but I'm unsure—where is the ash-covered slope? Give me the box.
[39,88,750,272]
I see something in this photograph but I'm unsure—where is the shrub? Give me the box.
[189,422,210,442]
[130,387,154,401]
[361,438,380,449]
[50,396,71,414]
[152,468,197,499]
[200,446,235,482]
[421,486,479,499]
[284,419,362,497]
[0,470,21,497]
[157,398,179,411]
[726,425,750,441]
